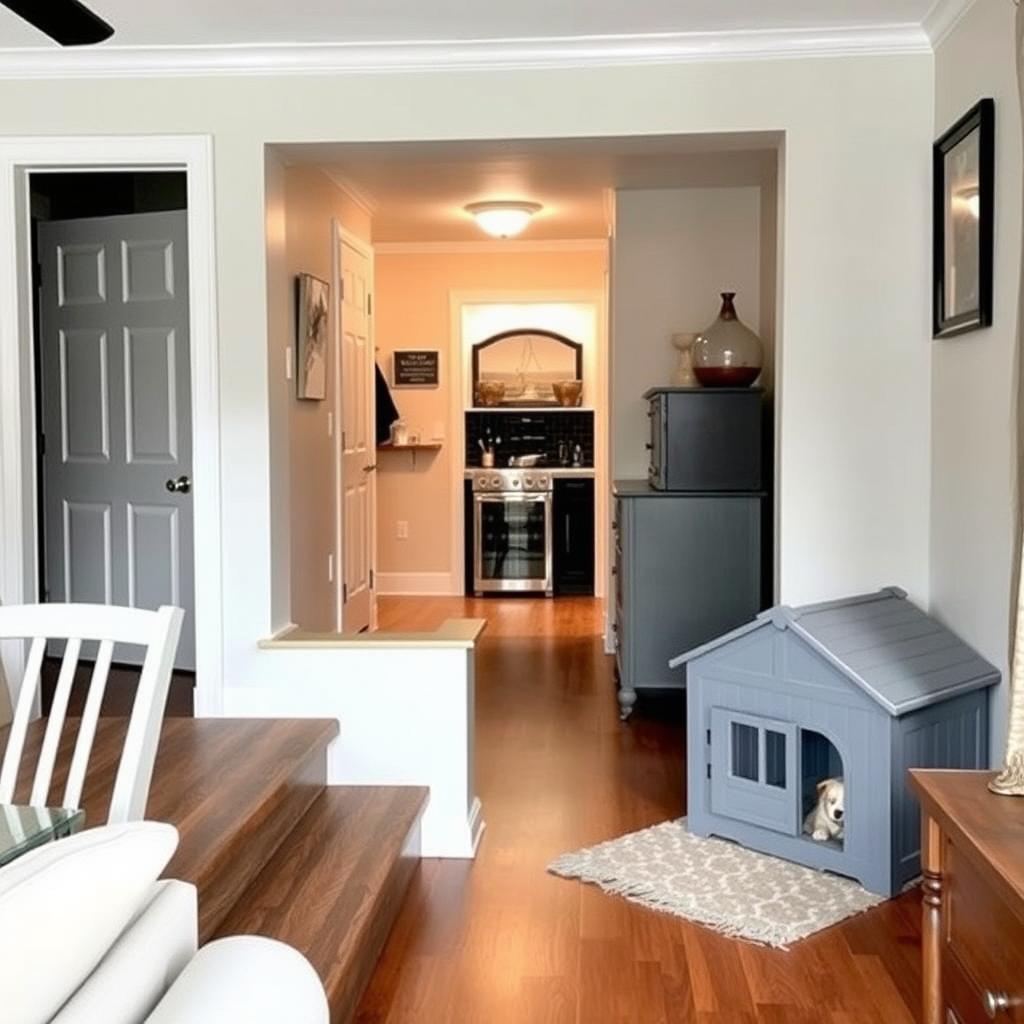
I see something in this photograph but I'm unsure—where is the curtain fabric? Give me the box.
[990,0,1024,795]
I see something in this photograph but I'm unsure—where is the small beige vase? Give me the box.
[670,332,699,387]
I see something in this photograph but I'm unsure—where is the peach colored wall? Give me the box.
[374,248,606,585]
[284,166,370,629]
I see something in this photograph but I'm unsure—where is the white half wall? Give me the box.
[228,642,483,858]
[931,0,1022,764]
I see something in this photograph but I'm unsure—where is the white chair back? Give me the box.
[0,604,183,823]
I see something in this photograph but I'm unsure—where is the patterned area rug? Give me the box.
[548,819,883,948]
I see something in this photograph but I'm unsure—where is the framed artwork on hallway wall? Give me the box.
[296,272,329,400]
[933,98,994,339]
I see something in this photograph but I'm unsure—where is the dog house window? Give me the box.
[727,721,789,789]
[710,709,800,835]
[765,730,787,788]
[731,722,759,781]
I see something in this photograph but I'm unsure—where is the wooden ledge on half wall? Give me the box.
[258,617,487,650]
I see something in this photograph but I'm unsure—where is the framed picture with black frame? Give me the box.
[933,98,994,339]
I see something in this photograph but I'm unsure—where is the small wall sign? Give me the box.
[393,349,440,387]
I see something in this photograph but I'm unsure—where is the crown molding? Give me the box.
[0,25,932,80]
[374,239,608,255]
[322,170,379,215]
[922,0,978,48]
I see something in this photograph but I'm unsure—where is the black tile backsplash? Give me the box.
[465,410,594,467]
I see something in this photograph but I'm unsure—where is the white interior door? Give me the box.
[37,210,195,669]
[336,230,376,633]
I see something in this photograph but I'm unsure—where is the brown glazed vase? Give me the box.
[692,292,763,387]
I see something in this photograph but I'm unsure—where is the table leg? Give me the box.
[921,810,944,1024]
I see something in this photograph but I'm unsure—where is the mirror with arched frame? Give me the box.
[471,329,583,407]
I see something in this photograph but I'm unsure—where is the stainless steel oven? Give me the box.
[472,470,553,595]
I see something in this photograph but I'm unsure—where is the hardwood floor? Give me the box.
[40,658,195,717]
[376,594,604,637]
[358,596,923,1023]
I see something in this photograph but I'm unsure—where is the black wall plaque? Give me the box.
[393,349,439,387]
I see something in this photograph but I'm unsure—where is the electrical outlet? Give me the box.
[397,521,409,540]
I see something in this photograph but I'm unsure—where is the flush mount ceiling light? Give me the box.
[465,201,542,238]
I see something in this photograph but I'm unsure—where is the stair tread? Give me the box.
[215,785,428,1022]
[5,717,339,941]
[149,720,338,904]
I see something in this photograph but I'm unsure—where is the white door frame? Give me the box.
[0,135,224,716]
[331,220,377,632]
[448,286,609,598]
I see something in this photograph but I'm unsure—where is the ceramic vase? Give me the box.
[692,292,763,388]
[670,333,700,387]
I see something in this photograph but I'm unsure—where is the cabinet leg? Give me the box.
[618,687,637,722]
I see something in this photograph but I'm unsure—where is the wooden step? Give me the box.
[153,719,339,941]
[214,785,428,1024]
[5,717,339,942]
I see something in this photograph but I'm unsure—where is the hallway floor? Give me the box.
[357,597,922,1023]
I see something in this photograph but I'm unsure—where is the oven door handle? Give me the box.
[474,493,549,504]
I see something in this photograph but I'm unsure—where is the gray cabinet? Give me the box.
[612,481,764,720]
[645,387,763,492]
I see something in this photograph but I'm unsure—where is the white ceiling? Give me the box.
[0,0,940,49]
[277,134,781,242]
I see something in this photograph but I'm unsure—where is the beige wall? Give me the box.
[281,165,371,630]
[374,247,606,583]
[931,0,1022,763]
[612,186,766,479]
[0,53,934,687]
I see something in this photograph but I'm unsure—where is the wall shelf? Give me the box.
[377,441,443,470]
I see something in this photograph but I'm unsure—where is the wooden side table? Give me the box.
[909,770,1024,1024]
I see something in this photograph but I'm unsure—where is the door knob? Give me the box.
[165,475,191,494]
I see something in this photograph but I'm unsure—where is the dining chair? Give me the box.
[0,604,184,823]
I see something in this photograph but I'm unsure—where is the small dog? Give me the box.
[804,777,845,841]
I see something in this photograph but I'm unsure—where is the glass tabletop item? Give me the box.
[0,804,85,868]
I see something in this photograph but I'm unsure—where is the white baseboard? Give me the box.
[377,571,457,596]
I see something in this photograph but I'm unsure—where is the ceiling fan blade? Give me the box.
[1,0,114,45]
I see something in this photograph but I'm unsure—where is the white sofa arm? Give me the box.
[53,880,197,1024]
[144,936,328,1024]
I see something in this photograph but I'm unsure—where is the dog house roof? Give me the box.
[669,586,1000,716]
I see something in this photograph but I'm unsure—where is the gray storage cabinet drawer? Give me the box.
[613,487,763,719]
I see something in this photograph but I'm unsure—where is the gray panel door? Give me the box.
[38,211,194,669]
[710,707,799,835]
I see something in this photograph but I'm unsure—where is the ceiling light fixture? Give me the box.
[465,201,542,238]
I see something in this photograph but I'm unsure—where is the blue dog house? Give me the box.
[670,587,999,896]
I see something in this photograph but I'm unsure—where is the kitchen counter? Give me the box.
[465,467,595,478]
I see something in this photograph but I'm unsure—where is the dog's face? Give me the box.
[817,778,845,824]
